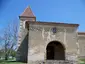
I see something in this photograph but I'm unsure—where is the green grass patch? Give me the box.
[0,60,26,64]
[79,59,85,64]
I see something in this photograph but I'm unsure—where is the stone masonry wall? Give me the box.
[78,35,85,59]
[28,23,78,64]
[16,20,28,62]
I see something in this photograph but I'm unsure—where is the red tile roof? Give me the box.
[78,32,85,35]
[20,6,35,17]
[27,21,79,27]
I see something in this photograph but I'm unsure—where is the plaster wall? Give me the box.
[78,35,85,59]
[28,23,78,63]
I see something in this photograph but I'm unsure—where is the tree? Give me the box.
[0,36,5,59]
[2,21,18,60]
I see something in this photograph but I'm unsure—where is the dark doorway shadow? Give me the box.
[46,41,65,60]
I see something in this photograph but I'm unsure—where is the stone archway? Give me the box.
[46,41,65,60]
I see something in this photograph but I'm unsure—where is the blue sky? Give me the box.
[0,0,85,32]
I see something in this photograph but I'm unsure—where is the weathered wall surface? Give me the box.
[78,35,85,59]
[17,15,36,62]
[16,20,28,62]
[28,23,78,63]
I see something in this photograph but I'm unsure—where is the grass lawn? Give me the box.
[79,59,85,64]
[0,60,26,64]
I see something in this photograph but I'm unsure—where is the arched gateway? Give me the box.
[46,41,65,60]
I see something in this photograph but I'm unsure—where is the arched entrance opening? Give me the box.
[46,41,65,60]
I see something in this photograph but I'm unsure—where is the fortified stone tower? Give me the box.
[17,6,85,64]
[16,6,36,62]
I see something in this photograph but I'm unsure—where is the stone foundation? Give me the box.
[28,60,78,64]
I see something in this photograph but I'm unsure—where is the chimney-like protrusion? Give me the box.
[19,6,36,21]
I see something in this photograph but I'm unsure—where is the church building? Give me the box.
[16,6,85,64]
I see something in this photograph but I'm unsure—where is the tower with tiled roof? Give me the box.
[19,6,36,21]
[17,6,36,62]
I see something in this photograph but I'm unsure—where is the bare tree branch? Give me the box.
[1,20,19,60]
